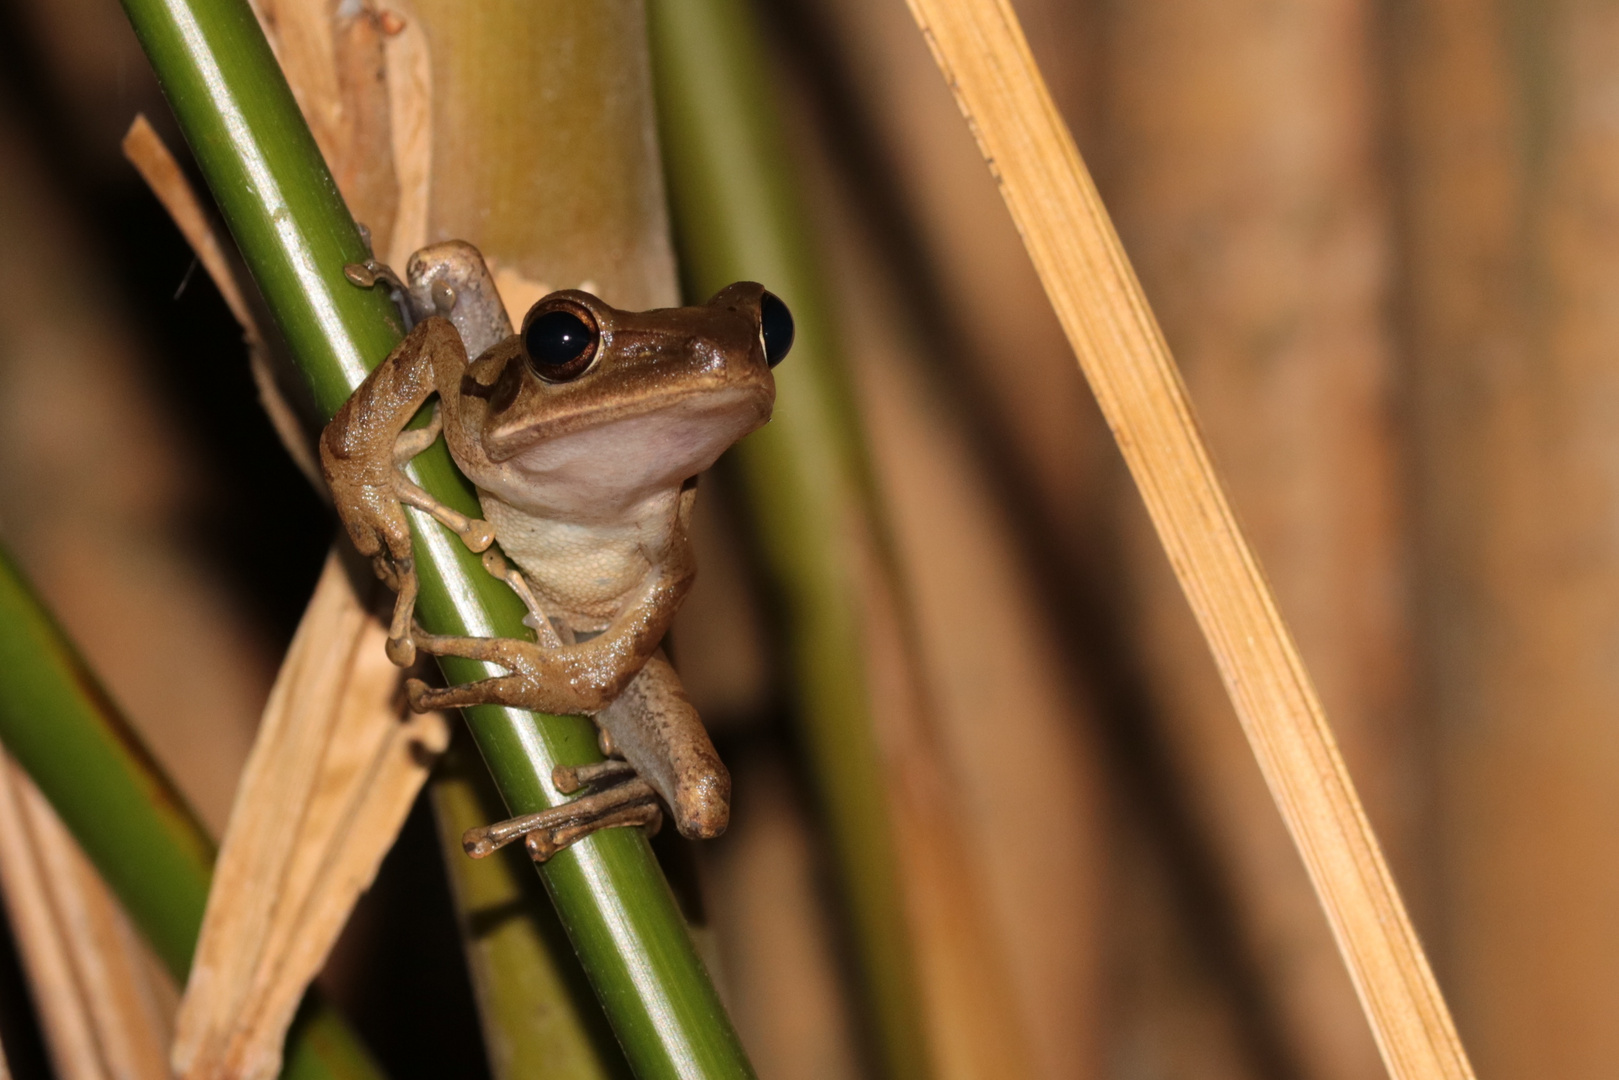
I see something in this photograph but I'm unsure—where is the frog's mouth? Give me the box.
[480,386,772,518]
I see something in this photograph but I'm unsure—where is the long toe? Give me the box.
[526,800,662,862]
[464,778,661,861]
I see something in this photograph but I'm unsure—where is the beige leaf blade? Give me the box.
[172,551,449,1080]
[0,748,172,1080]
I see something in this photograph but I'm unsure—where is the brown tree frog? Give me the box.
[320,242,791,860]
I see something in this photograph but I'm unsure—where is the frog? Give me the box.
[319,241,792,860]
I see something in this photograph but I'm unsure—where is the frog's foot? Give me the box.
[392,403,443,464]
[336,509,419,667]
[461,773,662,863]
[382,560,419,666]
[344,258,408,294]
[405,671,555,715]
[378,401,497,555]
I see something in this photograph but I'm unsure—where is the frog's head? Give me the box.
[461,282,790,517]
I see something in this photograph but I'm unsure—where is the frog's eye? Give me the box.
[522,306,599,382]
[760,291,794,367]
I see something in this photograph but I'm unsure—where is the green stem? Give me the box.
[648,2,931,1077]
[0,547,381,1079]
[430,742,629,1080]
[117,1,751,1076]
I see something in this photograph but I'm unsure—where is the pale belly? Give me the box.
[479,492,673,629]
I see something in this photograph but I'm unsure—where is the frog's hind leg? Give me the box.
[590,652,729,840]
[409,639,729,839]
[452,653,727,862]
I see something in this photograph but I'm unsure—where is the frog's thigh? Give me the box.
[596,652,729,840]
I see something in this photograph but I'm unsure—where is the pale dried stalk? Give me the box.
[0,750,171,1080]
[173,552,449,1080]
[897,4,1475,1080]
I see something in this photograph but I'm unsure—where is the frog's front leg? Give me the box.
[319,317,495,664]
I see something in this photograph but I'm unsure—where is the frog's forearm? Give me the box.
[321,317,475,664]
[319,318,468,556]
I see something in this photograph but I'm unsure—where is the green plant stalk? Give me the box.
[0,546,381,1080]
[648,2,931,1078]
[430,742,629,1080]
[117,1,752,1076]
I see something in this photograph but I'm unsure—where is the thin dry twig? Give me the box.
[123,115,257,331]
[898,3,1476,1079]
[122,114,321,489]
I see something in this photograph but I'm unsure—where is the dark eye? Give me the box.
[760,291,793,367]
[522,307,598,382]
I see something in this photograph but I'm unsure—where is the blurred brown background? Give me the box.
[0,0,1611,1078]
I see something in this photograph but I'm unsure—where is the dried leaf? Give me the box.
[172,552,449,1080]
[0,750,173,1080]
